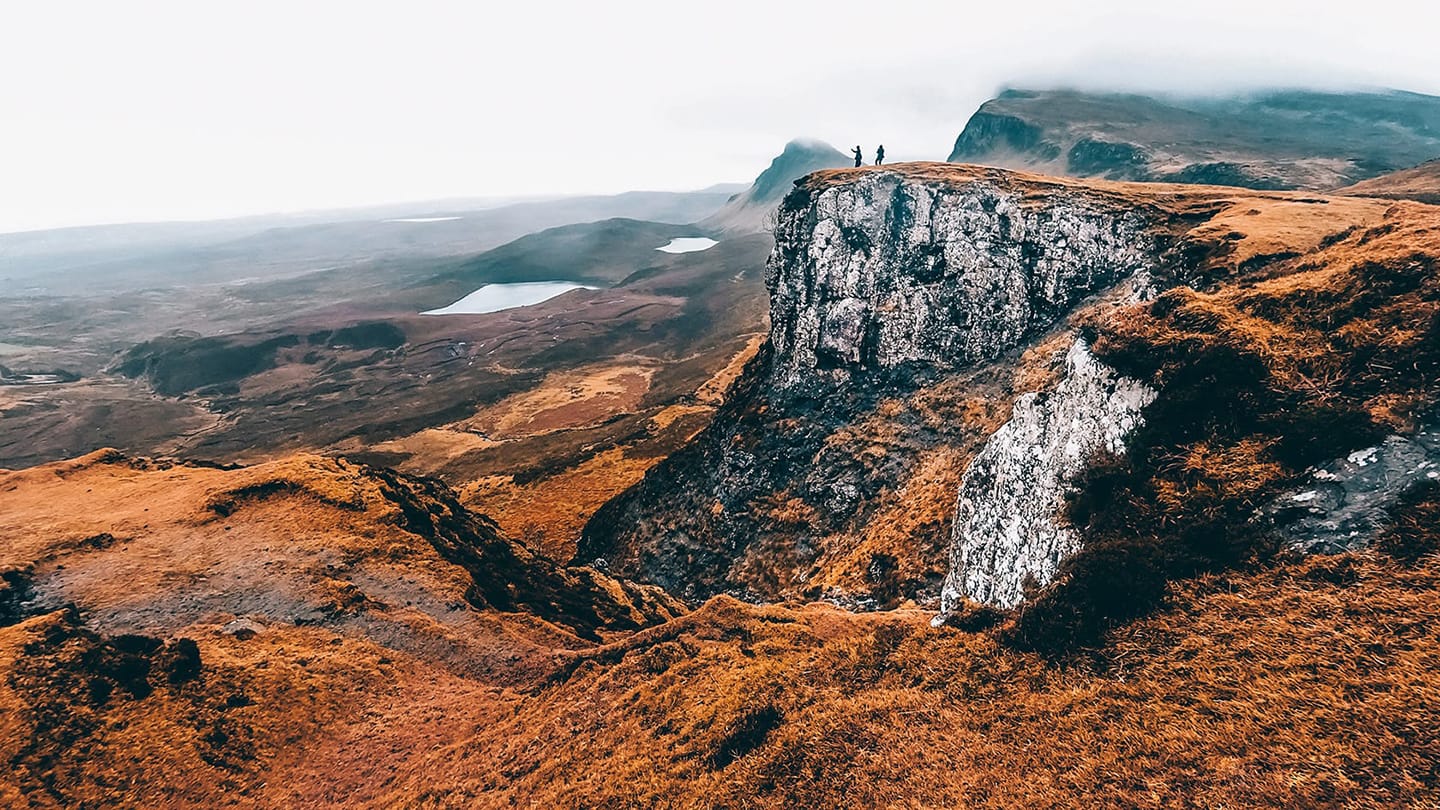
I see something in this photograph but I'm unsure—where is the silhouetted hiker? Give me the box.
[852,146,863,167]
[875,145,885,165]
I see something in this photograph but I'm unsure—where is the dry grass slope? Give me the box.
[371,550,1440,809]
[1017,199,1440,651]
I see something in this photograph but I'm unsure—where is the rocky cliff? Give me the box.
[579,164,1176,604]
[585,161,1440,626]
[765,169,1155,389]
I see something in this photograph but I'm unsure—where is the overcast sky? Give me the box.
[2,0,1438,233]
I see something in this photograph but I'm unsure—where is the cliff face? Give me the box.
[766,170,1155,390]
[579,165,1170,604]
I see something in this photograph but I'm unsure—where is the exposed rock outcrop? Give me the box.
[580,164,1171,604]
[940,339,1156,611]
[368,465,684,639]
[1262,425,1440,554]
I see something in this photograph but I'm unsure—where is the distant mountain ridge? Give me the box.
[702,139,853,233]
[0,188,741,295]
[949,88,1440,190]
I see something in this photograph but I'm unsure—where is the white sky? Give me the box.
[2,0,1438,233]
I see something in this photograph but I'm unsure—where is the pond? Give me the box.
[421,281,595,315]
[655,237,718,254]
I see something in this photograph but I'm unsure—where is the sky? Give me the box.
[2,0,1438,233]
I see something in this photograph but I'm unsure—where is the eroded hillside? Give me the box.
[0,450,681,807]
[4,162,1439,808]
[581,163,1429,618]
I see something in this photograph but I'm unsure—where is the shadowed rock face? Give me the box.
[365,465,684,640]
[1263,424,1440,555]
[941,339,1156,611]
[580,166,1169,604]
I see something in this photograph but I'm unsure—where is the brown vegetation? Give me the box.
[1019,199,1440,652]
[5,445,1439,807]
[5,167,1440,806]
[371,550,1440,809]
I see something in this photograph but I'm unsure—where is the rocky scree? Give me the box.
[1262,423,1440,554]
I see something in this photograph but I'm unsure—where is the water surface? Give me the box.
[422,281,594,315]
[656,237,718,254]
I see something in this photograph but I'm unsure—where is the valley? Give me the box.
[3,84,1440,808]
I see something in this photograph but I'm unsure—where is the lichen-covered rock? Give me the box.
[940,339,1156,611]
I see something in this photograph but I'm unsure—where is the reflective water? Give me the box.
[655,237,718,253]
[421,281,594,315]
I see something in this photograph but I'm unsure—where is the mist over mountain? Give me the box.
[949,87,1440,189]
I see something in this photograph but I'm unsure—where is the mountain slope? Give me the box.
[948,88,1440,190]
[579,161,1438,645]
[1338,158,1440,203]
[6,447,1439,807]
[5,163,1440,808]
[0,449,686,806]
[702,139,854,233]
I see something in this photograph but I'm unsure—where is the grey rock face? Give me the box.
[767,172,1154,393]
[940,339,1156,611]
[1262,426,1440,553]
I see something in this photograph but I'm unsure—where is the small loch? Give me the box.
[421,281,595,315]
[656,237,718,254]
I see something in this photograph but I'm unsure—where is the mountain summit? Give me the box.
[949,88,1440,190]
[702,139,852,233]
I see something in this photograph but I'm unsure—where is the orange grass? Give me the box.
[370,551,1440,809]
[1018,200,1440,652]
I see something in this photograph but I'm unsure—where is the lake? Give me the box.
[656,237,718,254]
[422,281,595,315]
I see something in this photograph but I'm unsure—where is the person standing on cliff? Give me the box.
[875,145,885,165]
[852,146,863,167]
